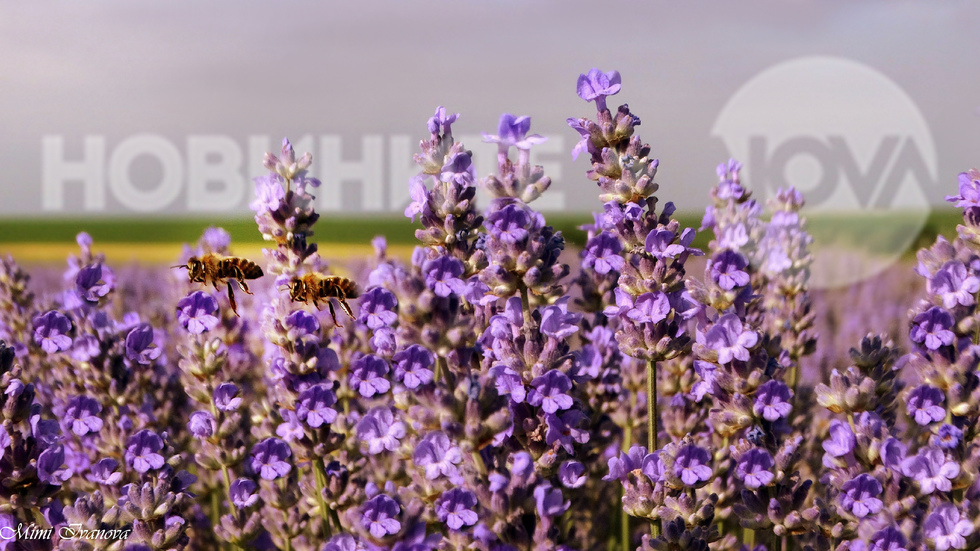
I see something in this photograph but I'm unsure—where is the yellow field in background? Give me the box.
[0,243,418,265]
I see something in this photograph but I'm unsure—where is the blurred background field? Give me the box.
[0,209,962,264]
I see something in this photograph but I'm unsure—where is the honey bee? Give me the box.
[172,253,264,316]
[285,273,358,327]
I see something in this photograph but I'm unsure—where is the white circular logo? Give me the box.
[712,56,936,289]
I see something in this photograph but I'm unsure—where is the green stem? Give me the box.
[621,503,630,551]
[647,360,658,452]
[745,528,756,548]
[622,383,633,551]
[210,490,221,537]
[312,458,333,538]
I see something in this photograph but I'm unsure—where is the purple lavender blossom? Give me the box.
[70,334,100,362]
[124,323,161,365]
[839,474,883,518]
[276,410,304,442]
[901,447,959,494]
[440,150,476,186]
[435,488,479,530]
[405,176,428,222]
[361,494,401,539]
[296,384,338,428]
[626,292,670,324]
[413,431,462,481]
[642,451,665,483]
[485,204,531,246]
[201,226,231,251]
[74,263,114,302]
[358,287,398,329]
[906,385,946,426]
[674,445,713,486]
[582,232,624,275]
[427,106,459,136]
[176,291,220,334]
[928,261,980,309]
[371,327,396,356]
[933,424,964,449]
[924,503,974,551]
[349,354,391,397]
[576,68,621,111]
[540,299,582,340]
[64,396,103,436]
[910,307,955,350]
[88,458,122,485]
[945,168,980,208]
[188,410,216,439]
[125,430,165,473]
[33,310,73,353]
[323,534,359,551]
[528,370,574,414]
[392,345,435,389]
[510,451,534,485]
[356,407,406,454]
[645,228,687,260]
[489,365,526,403]
[482,113,547,153]
[869,526,907,551]
[566,117,591,161]
[423,256,466,297]
[230,478,259,509]
[250,438,292,480]
[822,419,855,458]
[559,461,587,488]
[709,251,751,290]
[250,173,285,213]
[753,380,794,422]
[533,483,570,518]
[213,383,242,412]
[545,410,590,453]
[880,438,907,471]
[37,445,71,485]
[285,309,319,338]
[734,448,774,489]
[604,446,648,482]
[700,313,758,364]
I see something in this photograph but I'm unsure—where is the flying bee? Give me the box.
[284,273,358,327]
[172,253,264,316]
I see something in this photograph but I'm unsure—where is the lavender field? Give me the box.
[2,69,978,551]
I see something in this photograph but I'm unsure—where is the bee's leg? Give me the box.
[227,284,240,317]
[328,300,342,328]
[337,297,356,320]
[237,279,253,295]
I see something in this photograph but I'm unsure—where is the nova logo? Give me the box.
[712,56,936,288]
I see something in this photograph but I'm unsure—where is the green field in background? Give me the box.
[0,210,964,258]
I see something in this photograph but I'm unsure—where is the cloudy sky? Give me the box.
[2,0,978,217]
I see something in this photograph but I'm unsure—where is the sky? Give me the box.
[1,0,978,218]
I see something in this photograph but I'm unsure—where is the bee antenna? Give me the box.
[171,265,188,270]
